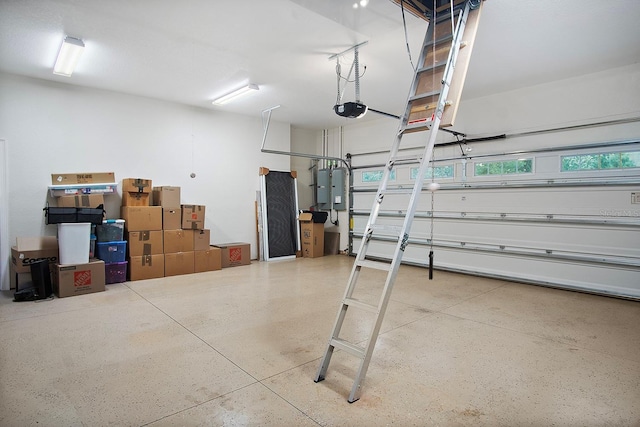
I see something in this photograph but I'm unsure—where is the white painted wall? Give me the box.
[0,139,8,290]
[0,72,291,265]
[290,127,321,211]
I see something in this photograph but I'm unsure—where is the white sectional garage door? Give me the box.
[349,138,640,299]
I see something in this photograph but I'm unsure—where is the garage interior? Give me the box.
[1,0,639,425]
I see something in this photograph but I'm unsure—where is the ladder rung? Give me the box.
[390,154,422,163]
[409,89,441,103]
[331,338,365,358]
[417,62,446,74]
[344,297,378,314]
[356,259,392,271]
[423,34,453,49]
[435,5,462,25]
[403,119,433,133]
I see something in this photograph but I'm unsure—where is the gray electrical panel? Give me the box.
[332,168,346,211]
[317,168,346,211]
[317,169,330,207]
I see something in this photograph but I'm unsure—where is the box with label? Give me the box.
[165,252,195,277]
[121,206,162,231]
[122,178,152,193]
[162,207,182,230]
[127,230,163,256]
[10,237,59,274]
[193,229,211,251]
[51,172,116,185]
[128,255,165,281]
[53,260,105,298]
[194,248,222,273]
[181,204,205,229]
[214,242,251,267]
[299,213,324,258]
[163,229,194,253]
[57,194,105,208]
[152,186,181,207]
[122,192,150,206]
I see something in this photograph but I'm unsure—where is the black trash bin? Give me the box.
[13,259,53,302]
[30,259,53,299]
[303,210,328,224]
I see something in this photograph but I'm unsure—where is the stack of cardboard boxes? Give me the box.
[157,186,194,276]
[120,180,221,280]
[121,178,164,281]
[154,186,222,275]
[12,174,243,298]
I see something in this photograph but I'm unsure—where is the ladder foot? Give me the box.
[314,376,325,383]
[348,397,360,404]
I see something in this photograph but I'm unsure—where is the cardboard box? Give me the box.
[53,260,106,298]
[194,248,221,273]
[163,229,194,253]
[122,178,152,193]
[127,231,164,256]
[299,213,324,258]
[51,172,115,185]
[214,242,251,268]
[162,207,182,230]
[128,255,165,281]
[10,236,59,274]
[164,252,195,277]
[152,186,181,207]
[121,206,162,231]
[122,192,150,206]
[194,229,210,251]
[57,194,105,208]
[181,204,205,230]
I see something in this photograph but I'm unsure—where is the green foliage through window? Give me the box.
[362,170,396,182]
[474,159,533,176]
[561,151,640,171]
[410,164,454,180]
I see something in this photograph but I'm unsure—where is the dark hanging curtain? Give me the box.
[265,171,297,258]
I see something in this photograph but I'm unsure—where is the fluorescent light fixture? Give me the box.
[212,83,259,105]
[53,36,85,76]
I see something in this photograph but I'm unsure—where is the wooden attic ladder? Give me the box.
[314,0,484,403]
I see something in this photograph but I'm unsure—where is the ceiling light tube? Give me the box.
[212,83,259,105]
[53,36,85,77]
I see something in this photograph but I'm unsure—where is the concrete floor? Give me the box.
[1,254,639,426]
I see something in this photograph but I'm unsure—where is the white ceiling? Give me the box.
[1,0,639,130]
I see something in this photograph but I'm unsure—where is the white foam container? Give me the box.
[58,222,91,264]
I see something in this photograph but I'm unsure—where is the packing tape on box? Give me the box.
[143,244,151,256]
[142,255,152,266]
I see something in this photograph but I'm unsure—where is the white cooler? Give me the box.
[57,222,91,264]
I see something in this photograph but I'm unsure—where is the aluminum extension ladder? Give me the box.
[314,0,483,403]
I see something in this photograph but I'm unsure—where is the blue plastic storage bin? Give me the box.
[95,241,127,263]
